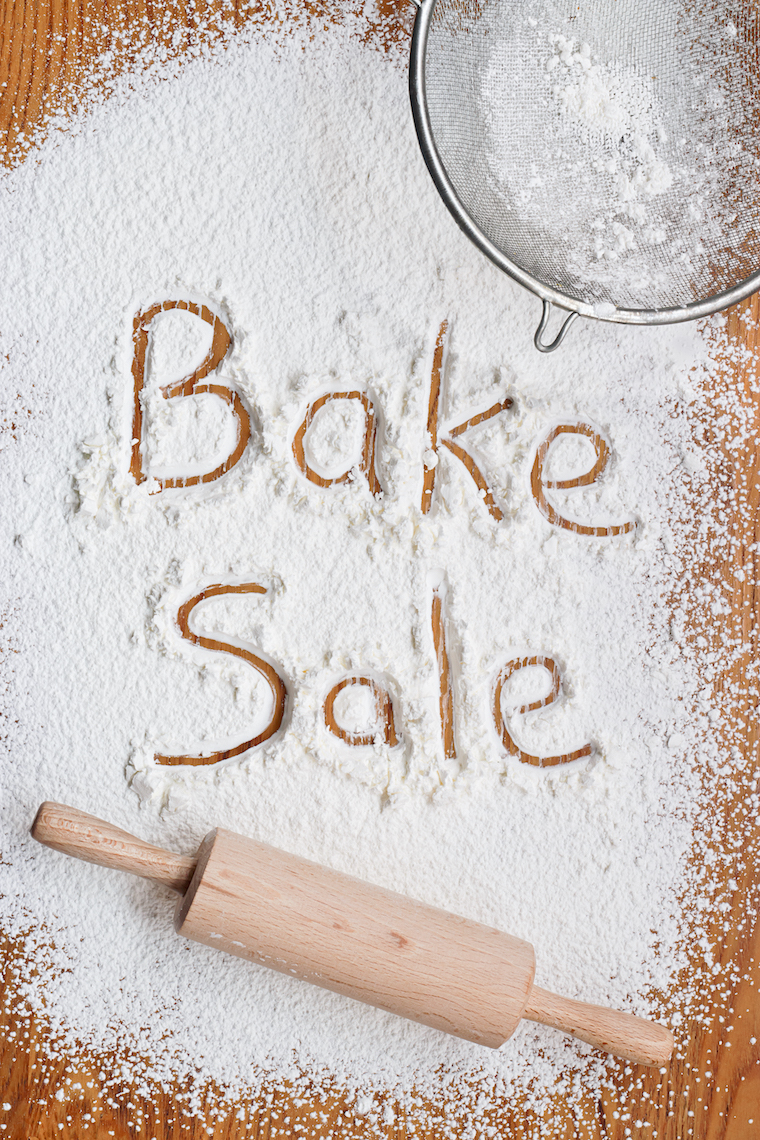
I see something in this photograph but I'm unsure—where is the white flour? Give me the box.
[0,10,737,1130]
[478,0,757,309]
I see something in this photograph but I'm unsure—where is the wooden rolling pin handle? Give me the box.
[525,985,674,1067]
[31,801,196,894]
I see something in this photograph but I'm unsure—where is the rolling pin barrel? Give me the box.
[175,827,535,1047]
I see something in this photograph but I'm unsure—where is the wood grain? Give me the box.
[1,1,759,1137]
[530,422,637,537]
[154,582,288,767]
[130,299,250,491]
[431,583,456,760]
[292,390,383,496]
[31,801,196,892]
[177,826,537,1048]
[524,986,673,1068]
[492,654,593,767]
[420,318,514,521]
[421,319,446,513]
[323,675,399,747]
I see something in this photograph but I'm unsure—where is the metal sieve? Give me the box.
[409,0,760,350]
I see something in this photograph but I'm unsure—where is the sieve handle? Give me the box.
[534,301,579,352]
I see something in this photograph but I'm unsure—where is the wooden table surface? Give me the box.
[1,2,759,1136]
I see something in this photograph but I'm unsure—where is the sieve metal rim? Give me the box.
[408,0,760,348]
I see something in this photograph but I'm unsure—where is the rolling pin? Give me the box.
[31,802,673,1066]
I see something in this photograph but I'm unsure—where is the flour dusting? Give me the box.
[0,10,747,1135]
[475,0,758,307]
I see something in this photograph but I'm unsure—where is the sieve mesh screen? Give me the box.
[422,0,760,312]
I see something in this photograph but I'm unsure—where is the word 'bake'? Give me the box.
[130,301,636,537]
